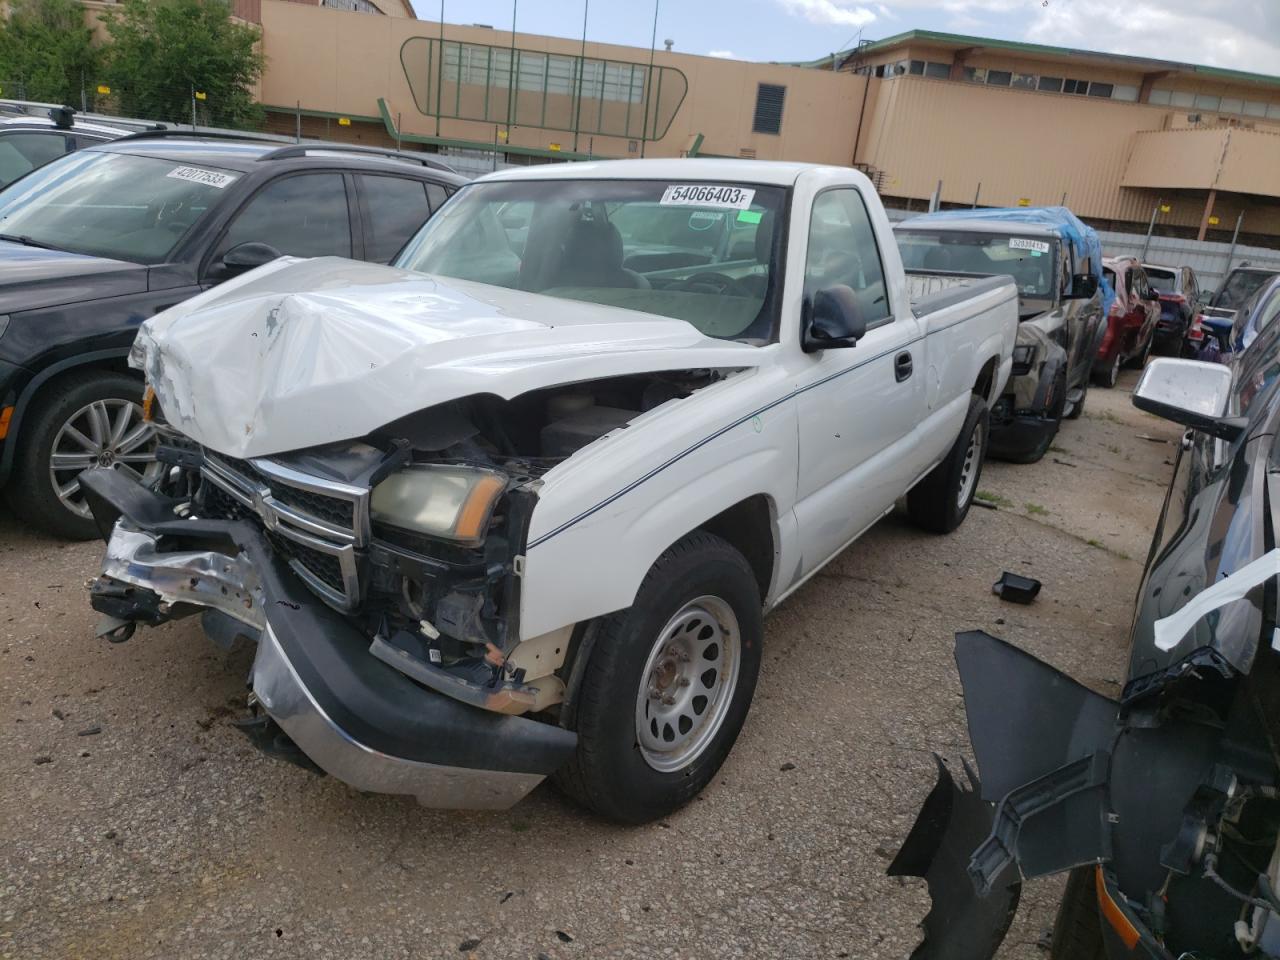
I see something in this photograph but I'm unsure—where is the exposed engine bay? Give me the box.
[133,369,731,720]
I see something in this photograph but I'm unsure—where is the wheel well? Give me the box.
[973,356,999,404]
[696,495,776,602]
[0,356,139,483]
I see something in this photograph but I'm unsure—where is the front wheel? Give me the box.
[1049,867,1106,959]
[4,372,160,540]
[555,532,763,824]
[907,393,988,534]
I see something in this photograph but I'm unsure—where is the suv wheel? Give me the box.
[5,373,159,540]
[555,532,763,823]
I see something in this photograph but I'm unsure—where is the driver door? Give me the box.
[793,187,926,576]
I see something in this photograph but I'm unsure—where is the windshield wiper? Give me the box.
[0,233,59,250]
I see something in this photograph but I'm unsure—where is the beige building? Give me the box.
[223,4,1280,244]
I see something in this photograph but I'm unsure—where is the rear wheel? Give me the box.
[1049,867,1106,959]
[1094,352,1121,389]
[555,532,763,823]
[4,372,159,540]
[907,393,988,534]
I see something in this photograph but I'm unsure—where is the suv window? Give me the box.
[0,131,72,187]
[425,181,449,211]
[220,173,352,260]
[357,174,433,263]
[805,189,891,325]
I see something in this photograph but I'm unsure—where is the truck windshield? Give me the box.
[0,150,231,263]
[1215,269,1279,311]
[897,229,1057,299]
[395,179,786,344]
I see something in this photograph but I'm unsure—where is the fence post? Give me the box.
[295,101,301,142]
[1224,212,1244,279]
[190,86,197,129]
[1140,201,1160,260]
[972,182,981,209]
[928,179,942,213]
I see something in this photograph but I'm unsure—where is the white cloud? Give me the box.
[707,49,737,59]
[777,0,877,28]
[1025,0,1280,75]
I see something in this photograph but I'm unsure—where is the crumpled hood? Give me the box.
[133,256,760,459]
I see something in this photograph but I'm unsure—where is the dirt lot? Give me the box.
[0,372,1180,960]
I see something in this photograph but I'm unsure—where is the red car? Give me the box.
[1093,256,1159,387]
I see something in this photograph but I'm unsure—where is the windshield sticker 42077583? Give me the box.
[660,185,756,209]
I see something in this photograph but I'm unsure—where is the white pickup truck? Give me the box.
[82,159,1018,823]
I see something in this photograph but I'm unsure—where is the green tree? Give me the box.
[101,0,265,129]
[0,0,98,105]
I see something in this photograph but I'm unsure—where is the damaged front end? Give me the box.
[85,365,729,808]
[896,629,1280,959]
[988,324,1068,462]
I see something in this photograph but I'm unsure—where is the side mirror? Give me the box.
[1066,273,1098,299]
[210,241,281,280]
[1145,288,1161,301]
[1132,357,1245,441]
[801,285,867,353]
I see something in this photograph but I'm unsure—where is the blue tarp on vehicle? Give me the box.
[903,206,1116,317]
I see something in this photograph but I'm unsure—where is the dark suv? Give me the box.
[0,132,465,537]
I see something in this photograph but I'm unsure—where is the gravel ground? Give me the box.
[0,371,1180,960]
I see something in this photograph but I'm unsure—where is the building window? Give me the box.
[1011,72,1037,90]
[1268,104,1280,120]
[322,0,384,11]
[1170,90,1194,107]
[961,66,987,83]
[986,70,1012,86]
[1038,76,1064,93]
[909,59,925,75]
[1112,84,1139,102]
[924,61,950,79]
[752,83,786,135]
[1063,78,1088,94]
[1087,82,1114,98]
[1220,97,1244,114]
[1194,94,1221,110]
[1148,88,1171,105]
[1244,100,1268,117]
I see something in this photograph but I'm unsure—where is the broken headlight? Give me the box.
[370,464,507,547]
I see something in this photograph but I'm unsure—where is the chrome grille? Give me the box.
[200,454,369,611]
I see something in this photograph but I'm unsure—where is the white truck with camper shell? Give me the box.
[82,159,1018,823]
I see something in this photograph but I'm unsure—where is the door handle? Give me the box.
[894,351,913,382]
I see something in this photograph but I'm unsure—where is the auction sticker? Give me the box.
[661,184,755,209]
[166,165,238,189]
[1009,237,1050,254]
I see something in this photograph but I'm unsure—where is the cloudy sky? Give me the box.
[409,0,1280,75]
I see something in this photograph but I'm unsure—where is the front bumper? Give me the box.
[82,468,577,810]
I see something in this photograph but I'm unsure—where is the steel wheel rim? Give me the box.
[634,595,741,773]
[48,398,160,519]
[956,419,984,510]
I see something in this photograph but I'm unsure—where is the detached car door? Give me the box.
[793,187,925,576]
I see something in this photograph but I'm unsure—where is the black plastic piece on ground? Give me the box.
[991,572,1041,604]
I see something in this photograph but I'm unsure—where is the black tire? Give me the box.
[907,393,988,534]
[1093,352,1121,389]
[1064,375,1088,420]
[1125,329,1153,370]
[4,372,150,540]
[554,531,764,824]
[1049,867,1106,960]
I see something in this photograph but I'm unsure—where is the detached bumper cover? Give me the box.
[82,468,577,810]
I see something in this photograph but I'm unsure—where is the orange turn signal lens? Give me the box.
[454,473,508,542]
[1095,866,1140,950]
[0,405,12,440]
[141,386,156,422]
